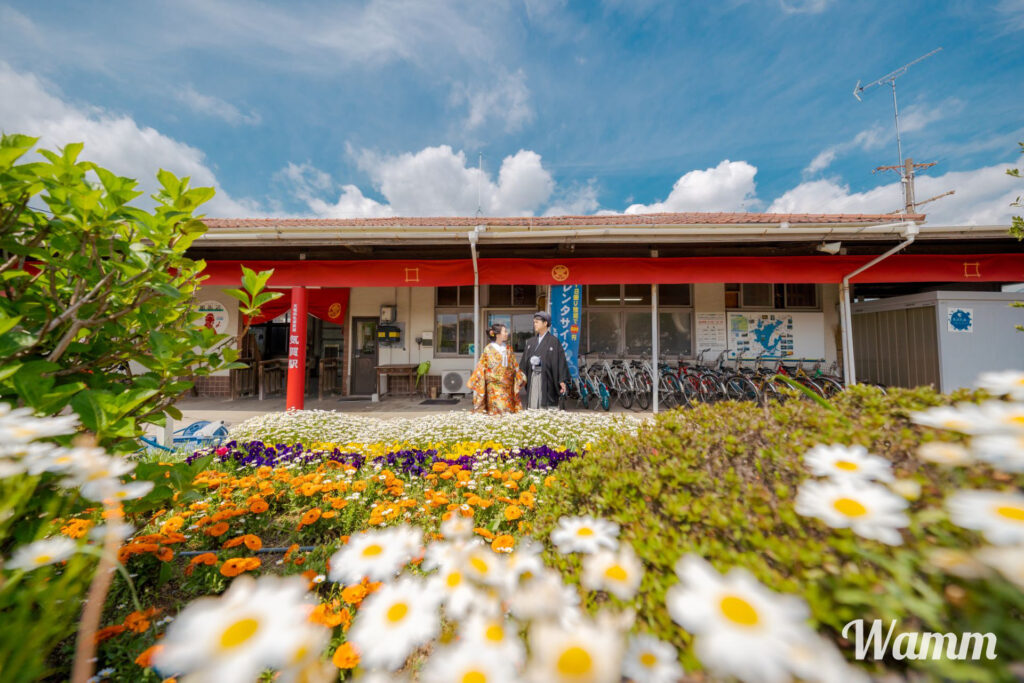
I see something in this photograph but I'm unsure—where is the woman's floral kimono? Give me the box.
[467,342,526,415]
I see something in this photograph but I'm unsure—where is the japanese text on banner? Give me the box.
[550,284,582,379]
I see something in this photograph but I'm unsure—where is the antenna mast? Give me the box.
[853,48,945,214]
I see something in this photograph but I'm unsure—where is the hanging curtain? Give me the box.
[244,288,350,326]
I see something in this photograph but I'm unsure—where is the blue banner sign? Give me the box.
[550,284,582,379]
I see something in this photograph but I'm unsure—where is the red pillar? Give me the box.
[286,286,307,410]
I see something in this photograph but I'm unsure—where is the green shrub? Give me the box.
[533,386,1024,681]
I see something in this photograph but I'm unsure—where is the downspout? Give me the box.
[469,226,485,366]
[840,221,918,386]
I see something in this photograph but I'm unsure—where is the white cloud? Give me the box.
[544,180,601,216]
[769,163,1021,226]
[451,69,534,133]
[623,160,759,213]
[802,100,961,176]
[0,62,267,217]
[779,0,831,14]
[175,85,261,126]
[289,145,557,217]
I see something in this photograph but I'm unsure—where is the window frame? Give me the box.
[725,283,820,311]
[433,307,474,358]
[582,283,695,358]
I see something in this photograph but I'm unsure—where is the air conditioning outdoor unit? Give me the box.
[441,371,472,396]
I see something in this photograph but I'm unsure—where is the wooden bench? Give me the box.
[375,364,420,397]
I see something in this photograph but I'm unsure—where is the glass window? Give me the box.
[659,311,693,357]
[624,312,652,355]
[659,284,691,306]
[741,284,772,308]
[436,287,458,306]
[512,285,537,307]
[458,286,474,305]
[488,286,511,306]
[724,284,740,309]
[585,311,620,355]
[785,284,817,308]
[436,313,457,354]
[587,284,620,305]
[458,313,474,355]
[623,284,651,306]
[486,311,534,353]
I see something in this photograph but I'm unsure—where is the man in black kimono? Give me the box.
[520,311,570,409]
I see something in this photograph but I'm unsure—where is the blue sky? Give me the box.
[1,0,1022,224]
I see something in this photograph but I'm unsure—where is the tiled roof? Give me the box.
[203,212,925,229]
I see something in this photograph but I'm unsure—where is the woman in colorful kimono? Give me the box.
[467,323,526,415]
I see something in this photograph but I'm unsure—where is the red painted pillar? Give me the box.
[286,286,307,410]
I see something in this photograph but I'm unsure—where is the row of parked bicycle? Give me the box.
[566,349,849,411]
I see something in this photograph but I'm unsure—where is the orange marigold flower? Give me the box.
[310,600,348,628]
[328,497,349,510]
[242,534,262,551]
[322,510,337,519]
[340,584,368,606]
[283,543,300,562]
[207,521,230,537]
[332,642,360,669]
[248,498,269,514]
[351,480,367,493]
[155,547,174,562]
[474,527,495,541]
[431,462,447,473]
[94,624,126,644]
[300,482,321,496]
[544,475,557,487]
[503,505,523,521]
[185,552,217,576]
[518,491,535,508]
[223,536,245,549]
[220,557,257,577]
[160,516,185,535]
[301,508,322,526]
[293,556,306,566]
[124,607,160,633]
[135,644,163,668]
[491,535,515,553]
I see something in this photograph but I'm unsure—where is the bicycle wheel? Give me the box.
[599,384,611,411]
[761,379,783,404]
[616,376,633,409]
[724,375,759,402]
[637,386,651,410]
[817,377,844,398]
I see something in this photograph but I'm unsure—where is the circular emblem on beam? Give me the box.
[551,264,570,282]
[328,302,343,319]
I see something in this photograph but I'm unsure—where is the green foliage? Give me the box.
[0,134,273,452]
[533,386,1024,681]
[1008,142,1023,241]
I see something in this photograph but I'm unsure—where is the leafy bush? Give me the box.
[0,134,248,453]
[533,386,1024,681]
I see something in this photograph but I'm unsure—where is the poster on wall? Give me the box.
[695,312,727,355]
[946,307,974,333]
[550,284,582,379]
[196,300,229,333]
[727,311,824,360]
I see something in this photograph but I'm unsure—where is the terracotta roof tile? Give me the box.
[202,212,925,230]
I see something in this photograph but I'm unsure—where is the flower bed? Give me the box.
[227,409,643,452]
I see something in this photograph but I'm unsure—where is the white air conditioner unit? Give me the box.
[441,370,472,396]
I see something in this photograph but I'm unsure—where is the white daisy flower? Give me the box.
[461,546,508,588]
[526,616,624,683]
[927,548,990,580]
[154,575,315,682]
[976,370,1024,400]
[427,564,492,621]
[621,634,682,683]
[8,443,63,475]
[550,516,619,554]
[0,455,26,478]
[503,539,546,593]
[581,547,643,601]
[328,527,422,584]
[976,401,1024,434]
[441,514,475,539]
[458,613,526,668]
[785,632,870,683]
[0,409,79,443]
[276,625,332,683]
[975,545,1024,588]
[508,568,581,625]
[421,642,518,683]
[946,490,1024,545]
[910,403,990,434]
[6,537,78,571]
[917,441,973,466]
[666,555,810,683]
[802,444,893,482]
[346,576,441,671]
[794,480,909,545]
[970,433,1024,472]
[81,479,154,503]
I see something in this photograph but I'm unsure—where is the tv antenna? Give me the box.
[853,48,949,215]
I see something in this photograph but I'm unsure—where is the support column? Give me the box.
[286,286,308,410]
[652,283,659,413]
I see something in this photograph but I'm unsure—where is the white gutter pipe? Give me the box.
[839,221,918,387]
[468,226,484,366]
